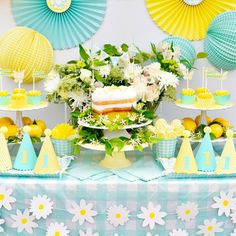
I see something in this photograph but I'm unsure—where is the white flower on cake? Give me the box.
[158,71,179,90]
[169,229,189,236]
[80,69,92,81]
[144,84,160,102]
[29,194,53,220]
[132,76,147,101]
[68,199,97,225]
[176,202,199,221]
[98,65,111,78]
[44,70,61,93]
[211,191,236,217]
[197,219,223,236]
[0,218,5,233]
[79,228,99,236]
[68,91,89,110]
[107,205,130,227]
[230,229,236,236]
[0,186,16,210]
[124,64,142,81]
[230,211,236,223]
[11,209,38,234]
[46,222,70,236]
[137,202,167,230]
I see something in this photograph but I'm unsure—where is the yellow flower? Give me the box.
[52,123,75,139]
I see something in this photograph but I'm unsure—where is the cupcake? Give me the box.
[197,92,214,107]
[214,90,231,105]
[196,87,209,96]
[27,90,42,105]
[10,93,27,108]
[13,88,26,95]
[181,89,196,104]
[0,91,10,106]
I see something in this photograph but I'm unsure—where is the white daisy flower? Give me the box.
[107,205,130,227]
[30,195,53,220]
[0,186,16,210]
[80,69,92,81]
[158,71,179,90]
[231,229,236,236]
[11,209,38,234]
[79,228,99,236]
[68,91,89,110]
[68,199,97,225]
[0,218,5,233]
[169,229,189,236]
[137,202,167,230]
[98,65,111,78]
[46,222,70,236]
[230,211,236,223]
[197,219,223,236]
[176,202,199,221]
[124,64,143,81]
[211,191,236,217]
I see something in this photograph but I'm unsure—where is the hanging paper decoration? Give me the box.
[163,36,196,65]
[14,126,38,171]
[204,11,236,71]
[12,0,107,50]
[0,27,53,84]
[146,0,236,40]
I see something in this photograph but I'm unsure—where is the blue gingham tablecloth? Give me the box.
[1,149,236,236]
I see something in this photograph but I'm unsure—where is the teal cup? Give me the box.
[0,96,10,106]
[181,95,196,104]
[214,94,231,105]
[28,96,42,105]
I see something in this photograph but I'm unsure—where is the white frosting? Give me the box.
[92,86,137,102]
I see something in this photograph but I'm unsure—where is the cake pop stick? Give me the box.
[33,69,35,91]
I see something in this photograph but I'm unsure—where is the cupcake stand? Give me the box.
[0,101,48,127]
[78,120,152,169]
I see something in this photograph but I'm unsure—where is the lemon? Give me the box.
[210,124,223,139]
[0,117,14,126]
[213,118,231,129]
[36,120,46,132]
[4,125,19,139]
[182,118,197,132]
[195,115,212,126]
[22,117,32,126]
[29,125,43,138]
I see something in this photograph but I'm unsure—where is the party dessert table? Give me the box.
[1,148,236,236]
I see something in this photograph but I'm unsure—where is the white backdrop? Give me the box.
[0,0,235,128]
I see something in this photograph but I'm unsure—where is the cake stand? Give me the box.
[78,120,152,169]
[176,100,234,125]
[0,101,48,127]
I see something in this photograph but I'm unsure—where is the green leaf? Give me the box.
[103,44,122,56]
[79,44,90,61]
[109,138,125,152]
[105,141,113,156]
[142,111,156,119]
[121,43,129,52]
[67,60,77,64]
[93,60,107,67]
[73,146,80,155]
[94,71,107,84]
[197,52,208,59]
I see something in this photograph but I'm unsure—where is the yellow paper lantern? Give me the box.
[0,27,54,83]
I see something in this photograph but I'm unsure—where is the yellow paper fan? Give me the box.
[146,0,236,40]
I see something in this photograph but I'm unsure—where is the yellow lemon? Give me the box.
[4,125,19,139]
[22,116,32,126]
[213,118,231,129]
[195,115,212,126]
[0,117,14,126]
[36,120,47,132]
[29,125,43,138]
[210,124,224,139]
[182,118,197,132]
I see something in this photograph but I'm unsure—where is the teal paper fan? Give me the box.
[12,0,107,50]
[204,11,236,71]
[163,36,196,65]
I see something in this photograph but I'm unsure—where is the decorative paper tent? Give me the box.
[0,27,54,83]
[12,0,107,50]
[146,0,236,40]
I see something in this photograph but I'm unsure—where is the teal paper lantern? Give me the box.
[204,11,236,71]
[12,0,107,50]
[163,36,196,65]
